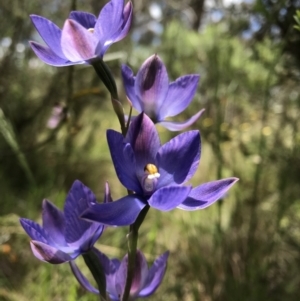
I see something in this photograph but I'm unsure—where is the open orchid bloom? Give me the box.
[30,0,133,66]
[82,113,238,226]
[70,249,169,300]
[121,54,205,131]
[20,180,111,264]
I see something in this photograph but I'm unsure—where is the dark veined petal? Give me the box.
[20,218,52,245]
[42,199,66,246]
[121,64,141,112]
[30,42,75,66]
[158,108,205,131]
[138,251,169,297]
[135,55,169,120]
[61,19,98,62]
[107,129,142,193]
[30,240,72,264]
[157,131,200,187]
[69,261,99,294]
[81,195,146,226]
[148,185,192,211]
[158,75,200,120]
[125,113,161,178]
[64,180,103,250]
[130,250,149,296]
[69,11,97,29]
[178,178,239,211]
[30,15,65,59]
[114,250,148,298]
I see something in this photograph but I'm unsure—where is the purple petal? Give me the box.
[139,251,169,297]
[30,15,65,59]
[125,113,160,178]
[61,19,97,62]
[93,248,119,297]
[178,178,239,211]
[69,11,97,29]
[30,240,72,264]
[95,1,133,56]
[158,108,205,131]
[64,180,103,250]
[69,261,99,294]
[104,182,113,203]
[121,64,141,111]
[107,130,142,193]
[130,250,149,296]
[81,195,146,226]
[20,218,52,245]
[95,0,124,39]
[30,42,75,66]
[42,200,66,246]
[135,55,169,120]
[148,186,192,211]
[158,75,200,119]
[114,2,133,42]
[115,253,127,297]
[115,250,148,298]
[157,131,200,187]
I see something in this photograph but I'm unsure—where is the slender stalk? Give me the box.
[122,206,150,301]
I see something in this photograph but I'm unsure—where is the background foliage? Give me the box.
[1,0,300,300]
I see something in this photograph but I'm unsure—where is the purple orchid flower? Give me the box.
[82,113,238,226]
[121,54,205,131]
[71,249,169,300]
[30,0,133,66]
[20,180,110,264]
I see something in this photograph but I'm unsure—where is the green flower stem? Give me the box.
[83,249,107,301]
[122,205,150,301]
[91,58,126,134]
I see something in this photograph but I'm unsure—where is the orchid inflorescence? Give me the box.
[20,1,238,300]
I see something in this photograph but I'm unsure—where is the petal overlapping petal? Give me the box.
[30,240,73,264]
[64,180,102,250]
[157,131,200,187]
[61,19,98,61]
[42,200,66,246]
[158,75,200,119]
[178,178,239,211]
[107,129,142,193]
[121,64,141,111]
[135,55,169,120]
[138,251,169,297]
[125,113,160,177]
[148,186,192,211]
[20,218,53,246]
[82,195,146,226]
[30,42,75,66]
[69,11,97,29]
[158,108,205,131]
[30,15,65,58]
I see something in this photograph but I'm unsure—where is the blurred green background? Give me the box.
[1,0,300,300]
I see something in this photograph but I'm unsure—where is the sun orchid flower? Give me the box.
[121,54,205,131]
[20,180,111,264]
[30,0,133,66]
[82,113,238,226]
[71,249,169,300]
